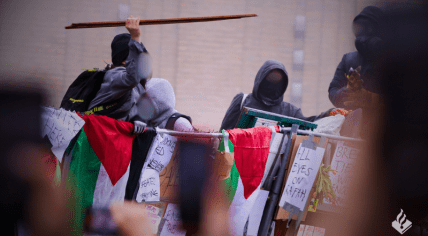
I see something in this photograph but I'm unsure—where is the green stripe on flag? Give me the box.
[68,129,101,235]
[223,162,239,202]
[69,129,101,207]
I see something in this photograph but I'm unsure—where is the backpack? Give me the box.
[60,68,105,112]
[60,67,131,119]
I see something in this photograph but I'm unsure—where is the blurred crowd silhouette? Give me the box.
[1,1,428,236]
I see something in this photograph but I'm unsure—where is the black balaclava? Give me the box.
[353,6,384,57]
[252,60,289,106]
[258,69,287,103]
[111,33,131,66]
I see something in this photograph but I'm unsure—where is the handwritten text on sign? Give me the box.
[40,106,85,162]
[280,143,325,211]
[159,204,186,236]
[136,169,160,202]
[326,141,359,207]
[145,205,162,234]
[137,134,177,202]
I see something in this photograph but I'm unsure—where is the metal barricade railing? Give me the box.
[62,125,364,236]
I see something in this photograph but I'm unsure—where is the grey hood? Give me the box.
[252,60,288,106]
[136,78,176,128]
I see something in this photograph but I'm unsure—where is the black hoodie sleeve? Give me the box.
[328,54,350,108]
[283,102,333,122]
[220,93,244,131]
[289,105,328,122]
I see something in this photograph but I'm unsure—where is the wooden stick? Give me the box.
[65,14,257,29]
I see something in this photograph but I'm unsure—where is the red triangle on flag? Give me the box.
[80,114,135,185]
[227,126,272,199]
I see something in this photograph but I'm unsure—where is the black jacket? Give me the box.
[220,60,328,130]
[328,51,362,108]
[328,6,384,108]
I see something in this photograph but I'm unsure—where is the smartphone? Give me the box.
[84,207,119,236]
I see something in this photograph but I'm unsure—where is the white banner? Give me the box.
[40,106,84,162]
[136,133,177,202]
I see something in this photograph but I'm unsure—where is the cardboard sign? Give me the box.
[303,225,314,236]
[279,143,325,212]
[313,227,326,236]
[159,137,232,202]
[145,204,162,234]
[213,151,234,180]
[159,204,186,236]
[296,224,306,236]
[324,141,360,207]
[145,204,162,216]
[159,149,180,202]
[276,135,328,221]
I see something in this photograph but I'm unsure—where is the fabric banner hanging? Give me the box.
[68,114,135,219]
[225,126,273,236]
[40,106,85,162]
[136,133,178,202]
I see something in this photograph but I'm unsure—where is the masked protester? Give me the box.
[220,60,333,130]
[88,16,151,134]
[328,6,384,111]
[124,78,193,202]
[137,78,193,131]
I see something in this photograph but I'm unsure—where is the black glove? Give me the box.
[133,121,147,134]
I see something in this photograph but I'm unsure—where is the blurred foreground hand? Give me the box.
[110,201,154,236]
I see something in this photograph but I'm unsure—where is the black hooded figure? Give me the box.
[220,60,331,130]
[328,6,384,109]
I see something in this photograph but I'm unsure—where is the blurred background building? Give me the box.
[0,0,380,130]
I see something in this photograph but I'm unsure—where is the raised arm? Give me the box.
[110,16,150,92]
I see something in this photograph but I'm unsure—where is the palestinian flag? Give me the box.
[223,126,273,200]
[67,114,135,232]
[222,126,273,235]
